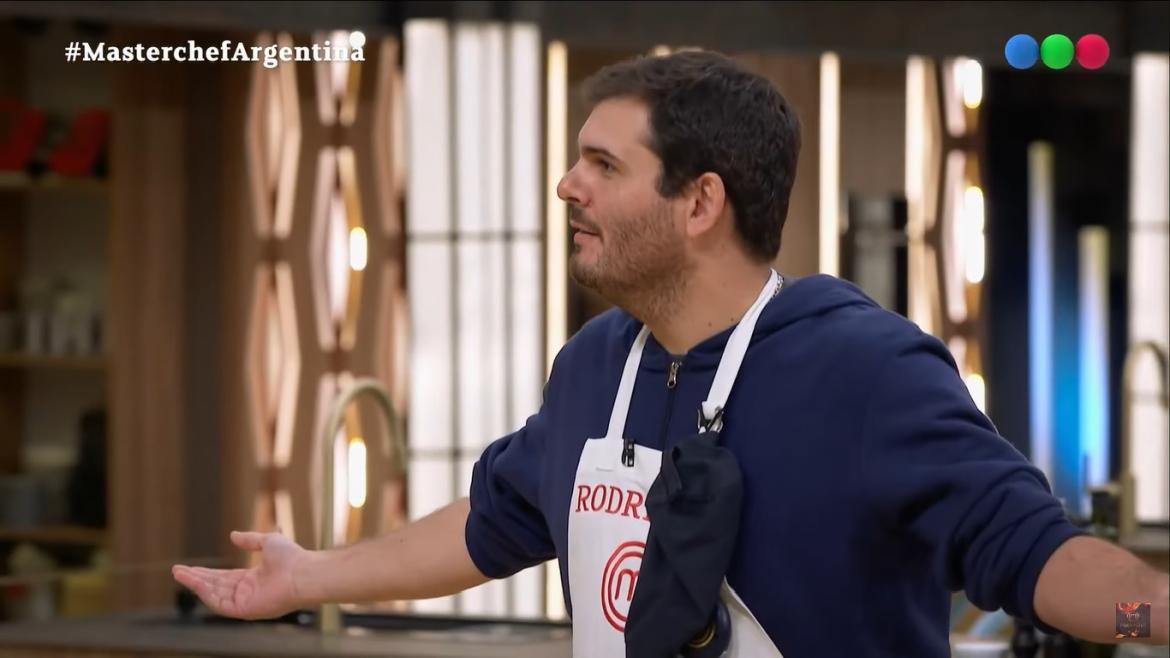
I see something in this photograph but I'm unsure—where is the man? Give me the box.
[174,50,1169,655]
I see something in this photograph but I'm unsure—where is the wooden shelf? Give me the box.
[0,171,108,193]
[0,525,106,545]
[0,353,108,370]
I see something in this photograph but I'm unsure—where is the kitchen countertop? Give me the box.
[1122,526,1170,553]
[0,609,573,657]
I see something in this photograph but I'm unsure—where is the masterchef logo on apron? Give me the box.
[601,540,644,632]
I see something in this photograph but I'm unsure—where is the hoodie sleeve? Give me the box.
[465,394,556,579]
[860,332,1086,633]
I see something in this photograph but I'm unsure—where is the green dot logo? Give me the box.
[1040,34,1075,69]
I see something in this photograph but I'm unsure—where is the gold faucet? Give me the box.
[317,378,407,635]
[1116,341,1170,543]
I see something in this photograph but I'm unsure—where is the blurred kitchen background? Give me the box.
[0,0,1166,654]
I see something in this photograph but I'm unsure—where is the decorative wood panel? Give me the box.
[228,32,406,558]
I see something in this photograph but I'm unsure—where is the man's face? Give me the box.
[557,97,689,301]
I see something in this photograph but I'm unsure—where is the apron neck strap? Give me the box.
[699,269,780,433]
[605,270,781,440]
[605,325,651,440]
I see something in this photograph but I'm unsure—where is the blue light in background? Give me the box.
[1050,177,1084,517]
[1053,294,1083,516]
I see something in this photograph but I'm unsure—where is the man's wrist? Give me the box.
[290,549,323,608]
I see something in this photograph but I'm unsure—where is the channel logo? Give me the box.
[1005,34,1109,70]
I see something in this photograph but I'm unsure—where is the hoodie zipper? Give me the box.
[625,359,681,467]
[619,275,782,467]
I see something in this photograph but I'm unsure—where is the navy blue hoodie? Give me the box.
[466,274,1085,656]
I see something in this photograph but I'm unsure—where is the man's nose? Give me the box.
[557,164,585,207]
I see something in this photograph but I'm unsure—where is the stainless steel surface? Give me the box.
[1118,341,1170,542]
[318,378,407,635]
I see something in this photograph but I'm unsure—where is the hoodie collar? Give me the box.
[625,274,877,372]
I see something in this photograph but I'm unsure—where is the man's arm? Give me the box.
[178,352,562,620]
[174,498,489,620]
[295,497,489,605]
[1034,535,1170,644]
[856,333,1165,638]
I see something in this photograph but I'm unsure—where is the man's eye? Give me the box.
[598,160,614,173]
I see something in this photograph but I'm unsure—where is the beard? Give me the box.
[568,201,691,321]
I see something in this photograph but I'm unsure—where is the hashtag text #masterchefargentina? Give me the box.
[69,39,365,68]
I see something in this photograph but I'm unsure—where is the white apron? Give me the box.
[567,270,785,658]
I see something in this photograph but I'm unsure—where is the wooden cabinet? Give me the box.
[0,19,245,617]
[0,20,114,621]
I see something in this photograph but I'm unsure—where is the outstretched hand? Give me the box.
[172,530,312,620]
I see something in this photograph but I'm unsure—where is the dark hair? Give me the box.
[581,50,802,262]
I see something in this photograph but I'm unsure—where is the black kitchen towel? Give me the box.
[625,429,743,658]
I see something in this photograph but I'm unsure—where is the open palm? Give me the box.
[172,530,309,620]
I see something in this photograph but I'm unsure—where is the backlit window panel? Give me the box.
[1128,53,1169,522]
[405,19,547,617]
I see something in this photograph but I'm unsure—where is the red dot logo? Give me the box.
[601,540,644,632]
[1076,34,1110,70]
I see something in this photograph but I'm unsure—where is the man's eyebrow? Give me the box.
[580,144,624,164]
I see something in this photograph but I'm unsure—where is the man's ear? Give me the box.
[685,172,727,238]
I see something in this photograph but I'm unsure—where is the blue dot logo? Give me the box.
[1005,34,1039,69]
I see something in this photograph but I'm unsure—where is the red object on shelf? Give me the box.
[48,108,110,177]
[0,99,47,172]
